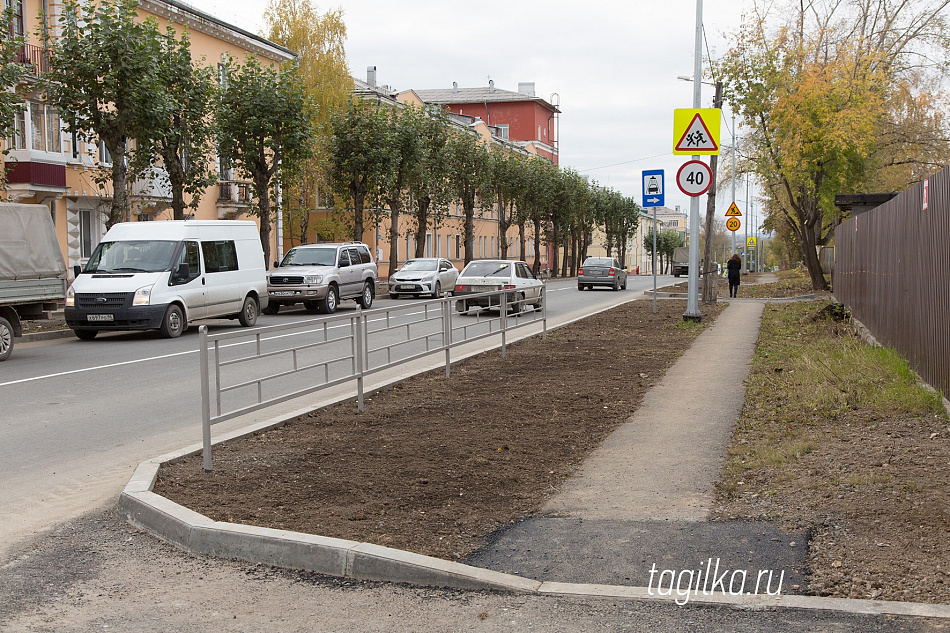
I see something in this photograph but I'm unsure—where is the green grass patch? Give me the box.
[718,301,948,498]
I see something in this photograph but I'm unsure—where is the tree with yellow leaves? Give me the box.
[716,0,950,290]
[264,0,351,245]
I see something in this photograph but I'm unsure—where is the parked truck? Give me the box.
[0,203,68,361]
[672,246,689,277]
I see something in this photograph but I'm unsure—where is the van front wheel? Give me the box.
[238,296,259,327]
[160,304,185,338]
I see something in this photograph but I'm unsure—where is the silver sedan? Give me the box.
[388,258,459,298]
[577,257,627,291]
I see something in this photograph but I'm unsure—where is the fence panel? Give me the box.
[834,167,950,397]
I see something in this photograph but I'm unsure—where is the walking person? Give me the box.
[727,253,742,298]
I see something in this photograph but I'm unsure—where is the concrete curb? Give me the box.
[118,293,950,619]
[19,328,73,343]
[119,467,950,618]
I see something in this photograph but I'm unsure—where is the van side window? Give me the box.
[172,241,201,284]
[201,240,239,273]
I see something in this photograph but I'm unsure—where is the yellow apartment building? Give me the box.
[3,0,294,274]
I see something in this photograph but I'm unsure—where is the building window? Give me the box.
[79,209,94,258]
[490,236,495,256]
[425,233,432,258]
[46,107,61,152]
[9,108,26,149]
[99,140,112,166]
[496,124,509,140]
[455,234,461,260]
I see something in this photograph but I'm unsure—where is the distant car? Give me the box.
[577,257,627,291]
[265,242,377,314]
[453,259,543,314]
[389,258,459,299]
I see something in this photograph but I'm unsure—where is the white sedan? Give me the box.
[452,259,544,314]
[388,258,459,299]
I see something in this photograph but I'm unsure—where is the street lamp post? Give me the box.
[684,0,704,322]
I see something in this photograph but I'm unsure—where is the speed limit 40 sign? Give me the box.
[676,160,712,197]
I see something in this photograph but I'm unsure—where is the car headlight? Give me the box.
[304,275,323,284]
[65,286,75,307]
[132,284,152,306]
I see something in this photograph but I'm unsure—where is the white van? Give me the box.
[65,221,268,339]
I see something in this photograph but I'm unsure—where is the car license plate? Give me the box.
[398,285,414,291]
[87,314,114,322]
[271,291,295,297]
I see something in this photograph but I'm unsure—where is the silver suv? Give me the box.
[264,242,377,314]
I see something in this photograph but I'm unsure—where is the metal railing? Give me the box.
[833,165,950,398]
[14,44,48,76]
[199,288,546,470]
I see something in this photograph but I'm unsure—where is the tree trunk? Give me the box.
[532,217,542,276]
[498,197,510,259]
[107,140,130,228]
[518,222,526,261]
[550,218,560,277]
[414,194,431,258]
[800,223,829,290]
[255,173,272,267]
[388,197,401,276]
[352,189,364,244]
[463,198,475,265]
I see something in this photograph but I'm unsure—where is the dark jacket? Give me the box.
[727,258,741,283]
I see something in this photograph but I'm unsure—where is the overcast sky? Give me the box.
[185,0,762,226]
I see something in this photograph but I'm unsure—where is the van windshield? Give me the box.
[86,240,178,274]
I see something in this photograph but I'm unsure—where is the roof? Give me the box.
[415,86,559,112]
[143,0,295,62]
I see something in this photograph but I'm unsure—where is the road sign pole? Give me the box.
[731,114,736,255]
[685,0,703,322]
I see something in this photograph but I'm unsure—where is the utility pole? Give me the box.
[701,80,723,304]
[730,113,736,255]
[684,0,703,322]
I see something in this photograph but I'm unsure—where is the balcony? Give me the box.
[4,159,67,202]
[14,44,49,77]
[216,179,255,219]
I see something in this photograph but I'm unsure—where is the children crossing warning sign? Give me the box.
[673,109,721,156]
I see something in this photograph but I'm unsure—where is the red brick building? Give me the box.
[415,81,559,164]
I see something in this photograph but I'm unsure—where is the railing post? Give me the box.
[443,296,452,378]
[199,325,213,472]
[501,290,508,358]
[542,286,547,334]
[355,308,365,413]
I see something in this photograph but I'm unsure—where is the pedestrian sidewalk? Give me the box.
[545,301,763,521]
[465,301,813,589]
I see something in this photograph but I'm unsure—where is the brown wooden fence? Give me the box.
[833,166,950,397]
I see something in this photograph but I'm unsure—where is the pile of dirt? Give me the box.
[156,299,722,560]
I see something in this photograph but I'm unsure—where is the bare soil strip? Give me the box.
[156,299,722,561]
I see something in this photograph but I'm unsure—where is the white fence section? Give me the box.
[199,289,546,470]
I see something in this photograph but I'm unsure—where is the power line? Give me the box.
[576,152,670,173]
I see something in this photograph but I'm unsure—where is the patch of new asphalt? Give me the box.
[465,302,811,591]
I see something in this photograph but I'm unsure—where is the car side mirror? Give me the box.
[73,264,82,278]
[175,262,190,280]
[273,260,280,269]
[339,260,350,268]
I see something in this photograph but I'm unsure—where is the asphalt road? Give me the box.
[0,275,671,554]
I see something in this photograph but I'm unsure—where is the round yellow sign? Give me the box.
[726,217,741,232]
